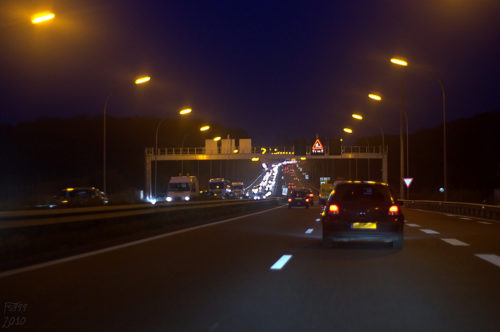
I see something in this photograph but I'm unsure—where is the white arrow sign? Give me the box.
[403,178,413,188]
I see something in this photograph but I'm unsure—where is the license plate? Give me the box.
[352,222,377,230]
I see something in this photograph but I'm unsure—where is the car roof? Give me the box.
[333,180,388,188]
[62,187,101,191]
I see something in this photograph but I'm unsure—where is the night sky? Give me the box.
[1,0,498,144]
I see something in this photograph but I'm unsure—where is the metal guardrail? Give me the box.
[0,198,281,229]
[401,200,500,221]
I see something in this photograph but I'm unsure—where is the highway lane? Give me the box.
[1,205,499,331]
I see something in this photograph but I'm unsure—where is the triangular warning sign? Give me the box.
[403,178,413,188]
[312,139,324,150]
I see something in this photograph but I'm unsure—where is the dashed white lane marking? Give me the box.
[460,217,472,220]
[475,254,500,268]
[270,255,293,270]
[441,238,469,246]
[445,214,457,217]
[406,223,421,227]
[477,221,492,225]
[305,228,314,234]
[0,205,285,279]
[420,229,440,234]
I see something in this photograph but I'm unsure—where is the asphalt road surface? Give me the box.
[1,204,499,331]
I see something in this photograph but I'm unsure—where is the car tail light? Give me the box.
[388,205,399,215]
[305,198,310,203]
[308,193,314,197]
[328,204,339,215]
[288,198,292,203]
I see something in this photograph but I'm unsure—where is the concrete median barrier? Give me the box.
[0,198,283,272]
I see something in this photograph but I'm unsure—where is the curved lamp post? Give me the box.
[154,108,192,197]
[103,75,151,194]
[368,88,409,199]
[179,125,210,175]
[391,57,447,201]
[351,113,385,153]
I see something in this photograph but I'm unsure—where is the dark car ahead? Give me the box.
[288,189,312,208]
[321,181,404,248]
[52,187,109,208]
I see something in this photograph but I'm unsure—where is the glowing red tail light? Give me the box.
[305,198,310,203]
[329,204,339,214]
[288,198,292,203]
[388,205,399,215]
[308,193,314,197]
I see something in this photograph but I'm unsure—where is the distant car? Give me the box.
[199,190,217,200]
[306,190,315,206]
[52,187,109,208]
[321,181,404,248]
[287,189,312,208]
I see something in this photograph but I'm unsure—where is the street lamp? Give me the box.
[367,90,407,180]
[103,75,151,194]
[134,76,151,85]
[390,56,447,200]
[213,136,222,141]
[31,12,55,24]
[179,125,210,175]
[343,128,353,134]
[390,58,408,67]
[154,107,191,198]
[352,113,385,151]
[179,108,192,115]
[368,93,382,101]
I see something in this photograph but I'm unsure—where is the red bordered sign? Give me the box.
[311,139,324,155]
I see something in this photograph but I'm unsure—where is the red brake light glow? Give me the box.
[288,198,292,203]
[308,193,314,197]
[389,205,399,215]
[329,204,339,214]
[305,198,310,202]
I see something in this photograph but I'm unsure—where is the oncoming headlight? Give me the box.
[166,197,173,202]
[184,196,190,201]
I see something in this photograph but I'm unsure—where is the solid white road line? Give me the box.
[460,217,472,220]
[0,205,285,279]
[305,228,314,234]
[441,238,469,246]
[445,214,457,217]
[475,254,500,268]
[406,223,421,227]
[477,221,492,225]
[270,255,293,270]
[420,229,440,234]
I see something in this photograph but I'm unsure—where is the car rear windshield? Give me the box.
[333,184,391,203]
[291,190,309,197]
[60,189,91,198]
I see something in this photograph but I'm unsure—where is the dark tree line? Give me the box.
[0,115,248,208]
[357,111,500,203]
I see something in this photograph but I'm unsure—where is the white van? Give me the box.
[166,176,199,202]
